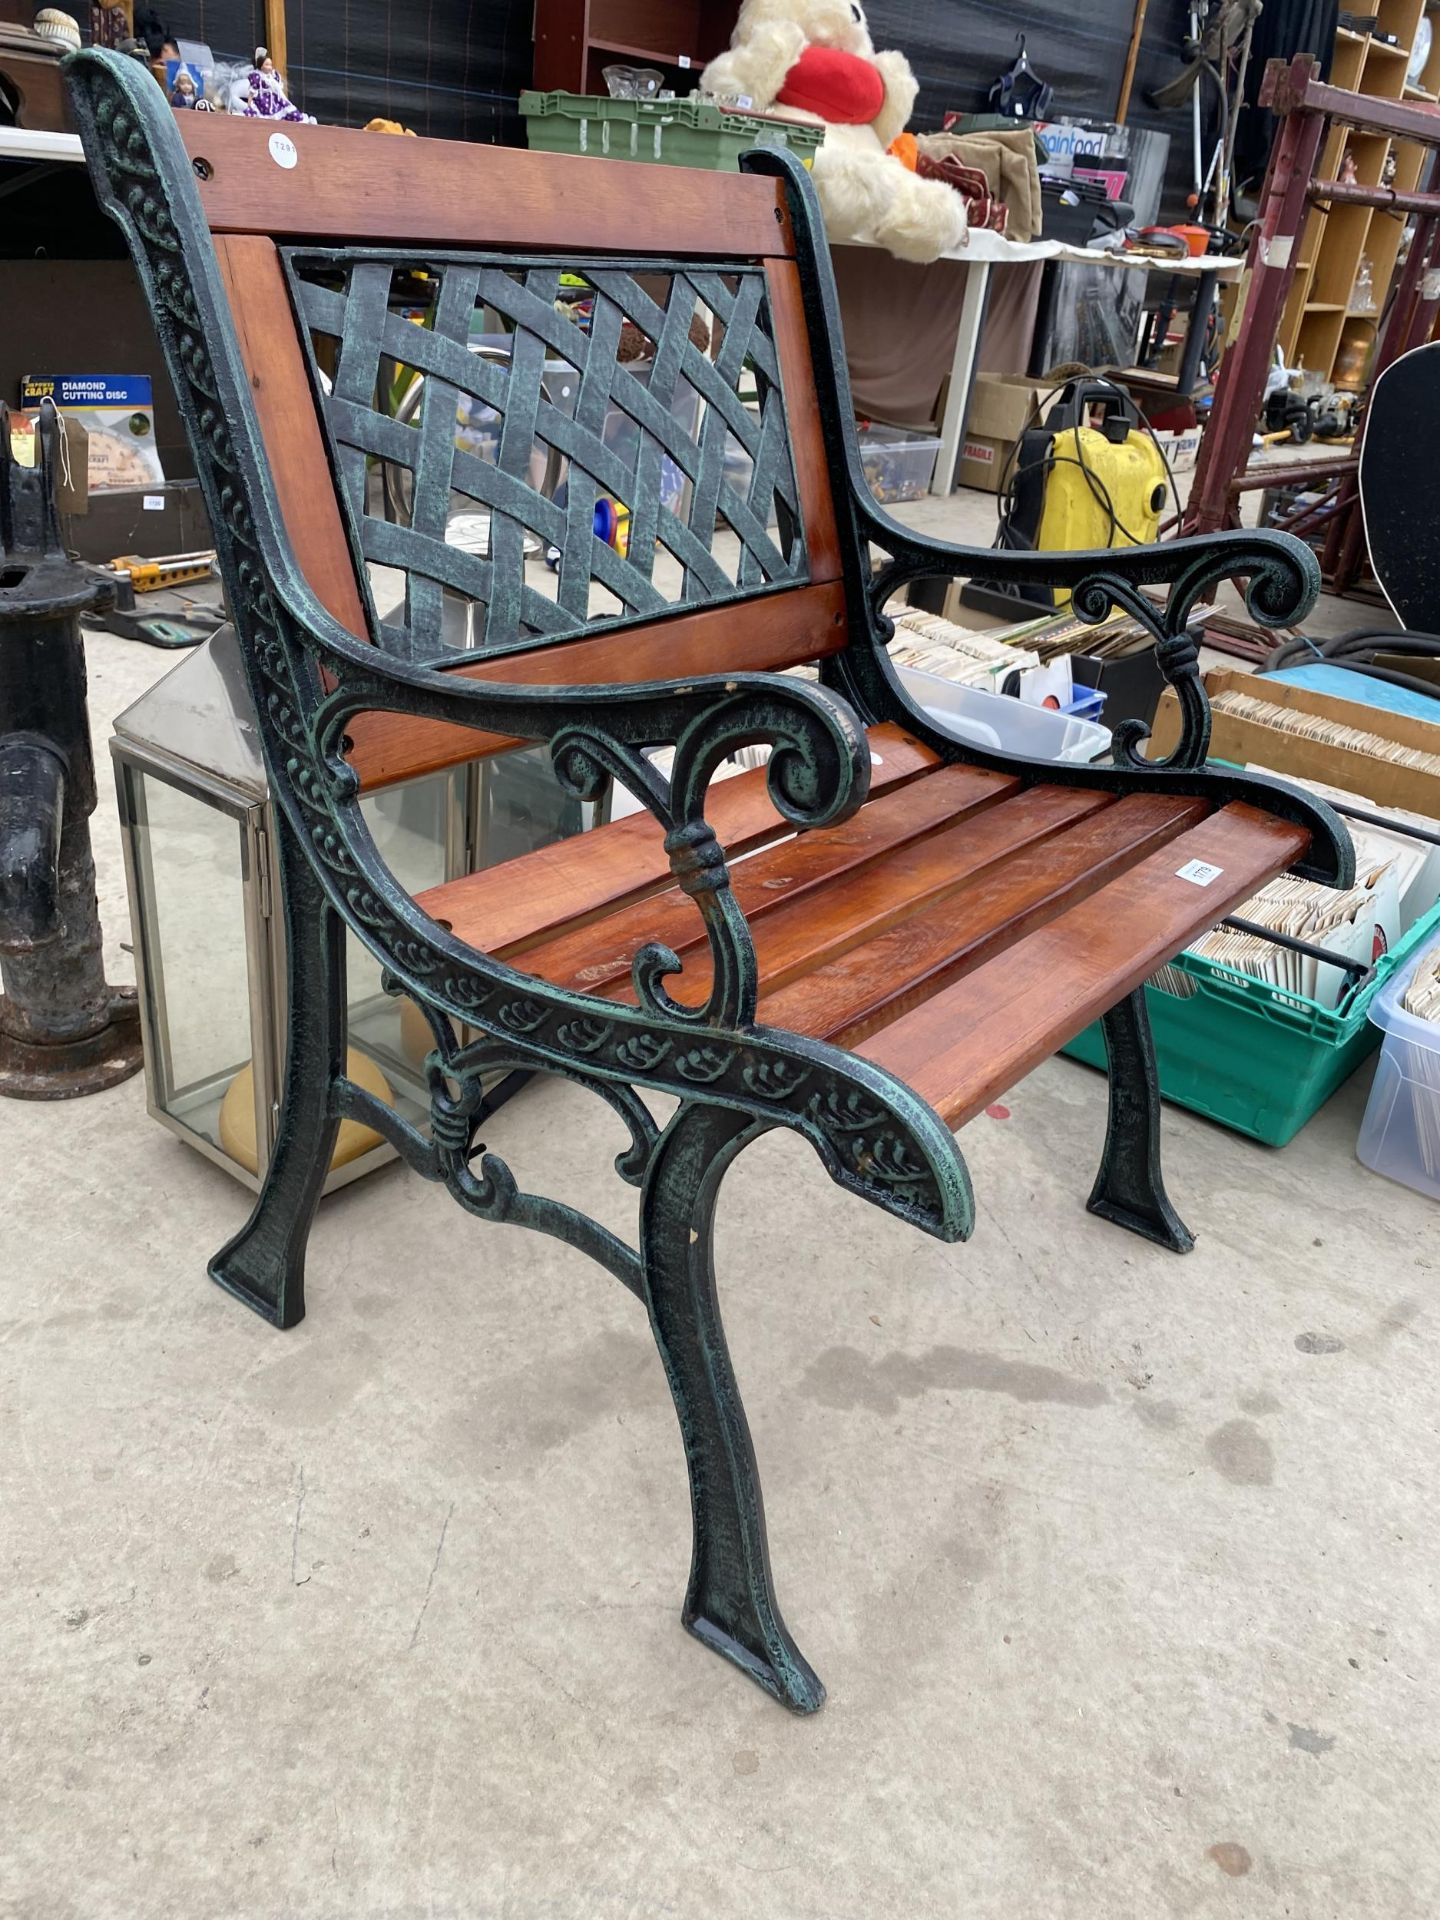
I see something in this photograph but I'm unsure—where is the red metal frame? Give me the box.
[1186,59,1327,535]
[1184,55,1440,576]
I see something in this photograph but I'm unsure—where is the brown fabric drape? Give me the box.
[832,248,1044,430]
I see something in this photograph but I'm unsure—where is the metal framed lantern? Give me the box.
[112,624,592,1191]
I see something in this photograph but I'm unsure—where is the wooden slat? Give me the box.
[763,793,1210,1044]
[179,115,797,258]
[862,803,1311,1128]
[764,259,843,585]
[559,782,1111,1010]
[214,233,370,639]
[735,787,1116,1007]
[519,763,1020,995]
[344,579,851,788]
[416,721,940,956]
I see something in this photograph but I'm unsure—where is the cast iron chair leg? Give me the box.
[640,1103,825,1713]
[209,814,345,1328]
[1087,987,1195,1253]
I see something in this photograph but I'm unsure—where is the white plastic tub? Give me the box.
[898,666,1110,765]
[1357,937,1440,1202]
[610,670,1109,825]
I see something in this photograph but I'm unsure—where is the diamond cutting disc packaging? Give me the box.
[19,375,165,491]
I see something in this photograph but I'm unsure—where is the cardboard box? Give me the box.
[1150,668,1440,817]
[1151,426,1200,475]
[903,577,1170,734]
[68,479,213,566]
[956,374,1049,494]
[905,576,971,626]
[7,411,89,514]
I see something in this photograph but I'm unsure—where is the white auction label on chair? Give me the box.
[1176,859,1224,887]
[268,132,298,170]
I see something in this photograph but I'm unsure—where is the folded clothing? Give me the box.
[916,129,1043,242]
[915,151,1008,235]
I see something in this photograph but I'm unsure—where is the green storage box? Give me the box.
[1063,899,1440,1146]
[519,91,824,172]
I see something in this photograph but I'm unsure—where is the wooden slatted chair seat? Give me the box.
[419,728,1310,1129]
[69,46,1354,1719]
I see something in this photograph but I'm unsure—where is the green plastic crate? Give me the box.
[519,91,824,171]
[1063,898,1440,1146]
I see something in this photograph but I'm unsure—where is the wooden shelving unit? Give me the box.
[533,0,736,96]
[1277,0,1440,381]
[1188,49,1440,590]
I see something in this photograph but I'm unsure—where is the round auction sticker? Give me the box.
[268,131,298,170]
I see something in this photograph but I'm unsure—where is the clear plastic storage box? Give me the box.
[1357,937,1440,1202]
[858,425,942,504]
[897,666,1109,765]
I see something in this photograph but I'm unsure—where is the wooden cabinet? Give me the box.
[533,0,738,96]
[1280,0,1440,382]
[0,43,68,131]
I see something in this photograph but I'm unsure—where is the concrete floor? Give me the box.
[3,493,1438,1918]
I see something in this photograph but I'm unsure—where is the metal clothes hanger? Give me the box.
[989,35,1055,121]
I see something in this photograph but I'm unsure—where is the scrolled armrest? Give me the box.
[863,514,1321,773]
[544,678,872,841]
[306,606,869,1032]
[316,654,870,833]
[544,678,871,1029]
[288,560,870,828]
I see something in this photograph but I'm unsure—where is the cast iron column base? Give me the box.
[0,985,142,1099]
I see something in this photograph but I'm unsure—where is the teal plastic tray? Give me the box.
[1063,898,1440,1146]
[519,91,824,171]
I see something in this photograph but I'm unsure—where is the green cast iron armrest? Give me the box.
[733,145,1341,879]
[822,505,1354,889]
[289,587,871,1034]
[861,512,1320,777]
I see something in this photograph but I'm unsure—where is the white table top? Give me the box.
[0,126,1245,283]
[843,228,1245,278]
[0,126,84,163]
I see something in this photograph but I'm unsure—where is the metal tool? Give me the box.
[92,568,224,649]
[107,549,216,592]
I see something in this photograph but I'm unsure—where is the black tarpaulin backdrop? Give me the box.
[154,0,1327,214]
[865,0,1205,213]
[867,0,1186,126]
[158,0,533,142]
[157,1,1200,150]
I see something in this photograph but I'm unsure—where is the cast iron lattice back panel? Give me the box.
[283,251,810,664]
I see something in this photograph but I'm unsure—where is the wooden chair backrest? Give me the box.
[171,116,849,784]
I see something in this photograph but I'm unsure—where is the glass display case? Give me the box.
[112,625,591,1192]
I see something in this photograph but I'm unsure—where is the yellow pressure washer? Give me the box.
[966,379,1170,618]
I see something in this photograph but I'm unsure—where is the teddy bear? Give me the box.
[700,0,967,263]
